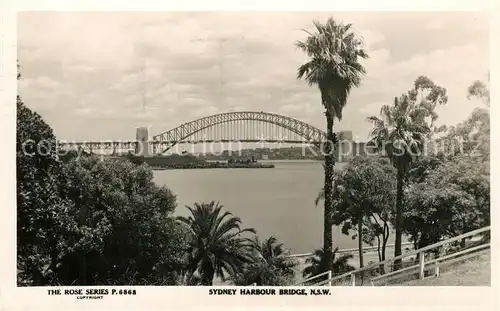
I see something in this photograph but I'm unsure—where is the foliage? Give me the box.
[232,236,298,286]
[302,247,355,284]
[18,105,189,285]
[296,18,368,120]
[405,78,491,252]
[367,89,444,173]
[403,76,490,252]
[467,77,490,106]
[59,149,90,163]
[408,76,448,133]
[332,156,396,264]
[436,76,490,159]
[17,63,193,286]
[296,17,368,273]
[314,188,326,207]
[407,155,444,184]
[403,156,490,250]
[17,95,73,285]
[439,107,490,159]
[366,76,448,263]
[177,201,256,285]
[54,157,190,285]
[176,272,203,286]
[126,152,146,165]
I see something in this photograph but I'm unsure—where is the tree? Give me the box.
[297,18,368,273]
[407,155,444,185]
[467,75,490,107]
[126,153,146,165]
[17,63,192,286]
[440,107,490,159]
[177,201,256,285]
[302,247,355,284]
[408,76,448,133]
[53,156,190,285]
[367,76,447,268]
[330,157,396,280]
[437,76,489,160]
[403,156,489,251]
[59,149,90,162]
[232,236,298,286]
[17,65,74,285]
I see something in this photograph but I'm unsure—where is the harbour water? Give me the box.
[154,160,397,254]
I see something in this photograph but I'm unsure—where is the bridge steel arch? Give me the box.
[152,111,327,152]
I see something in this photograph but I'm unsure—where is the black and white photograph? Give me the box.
[1,3,496,309]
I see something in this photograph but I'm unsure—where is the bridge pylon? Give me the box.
[136,127,151,157]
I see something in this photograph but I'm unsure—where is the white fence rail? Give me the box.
[308,226,490,286]
[288,242,414,259]
[293,270,332,286]
[370,242,490,284]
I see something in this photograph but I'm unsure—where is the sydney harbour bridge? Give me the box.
[57,111,358,156]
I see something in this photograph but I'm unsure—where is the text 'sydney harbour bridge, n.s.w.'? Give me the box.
[57,111,373,158]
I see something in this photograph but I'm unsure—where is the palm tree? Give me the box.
[233,236,298,286]
[297,18,368,273]
[366,95,433,268]
[302,247,355,284]
[176,270,202,286]
[177,201,256,285]
[254,236,298,278]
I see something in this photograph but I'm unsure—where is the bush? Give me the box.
[17,97,72,285]
[51,157,190,285]
[17,97,190,285]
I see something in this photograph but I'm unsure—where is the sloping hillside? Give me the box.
[403,249,490,286]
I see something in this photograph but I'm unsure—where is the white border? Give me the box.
[12,0,493,11]
[1,1,498,310]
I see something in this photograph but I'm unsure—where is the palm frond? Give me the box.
[181,202,257,284]
[314,188,325,206]
[297,17,368,122]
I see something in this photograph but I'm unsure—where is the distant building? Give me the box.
[261,154,269,160]
[337,131,353,141]
[336,131,353,162]
[331,132,381,162]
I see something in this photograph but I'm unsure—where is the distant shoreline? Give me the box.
[151,163,275,170]
[258,159,324,163]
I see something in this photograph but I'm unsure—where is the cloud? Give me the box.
[189,106,219,119]
[379,43,488,124]
[358,29,386,50]
[17,12,489,141]
[65,65,96,73]
[74,107,92,116]
[280,104,306,113]
[23,76,60,90]
[359,102,385,115]
[427,20,445,30]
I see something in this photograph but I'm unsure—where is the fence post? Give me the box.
[351,273,355,286]
[435,264,440,277]
[419,251,425,280]
[327,271,332,286]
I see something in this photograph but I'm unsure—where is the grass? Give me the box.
[294,248,491,287]
[214,246,491,286]
[401,249,490,286]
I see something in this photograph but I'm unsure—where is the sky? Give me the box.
[17,11,489,142]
